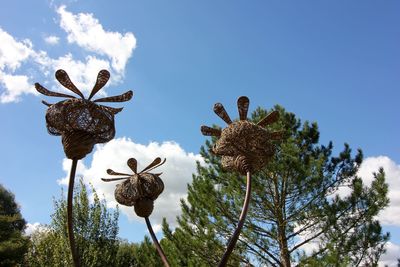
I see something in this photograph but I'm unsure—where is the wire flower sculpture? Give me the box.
[201,96,282,174]
[35,69,133,159]
[102,157,170,267]
[35,69,132,267]
[201,96,282,266]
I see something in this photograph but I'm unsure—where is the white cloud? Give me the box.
[295,227,400,266]
[333,156,400,227]
[379,242,400,267]
[57,5,136,73]
[0,6,136,103]
[292,156,400,264]
[58,157,88,185]
[59,138,204,230]
[357,156,400,226]
[0,72,36,103]
[0,28,37,102]
[24,222,48,236]
[31,51,115,97]
[50,53,111,96]
[151,224,162,234]
[0,28,34,72]
[44,35,60,45]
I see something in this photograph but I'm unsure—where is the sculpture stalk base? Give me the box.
[145,217,170,267]
[68,158,80,267]
[218,171,252,267]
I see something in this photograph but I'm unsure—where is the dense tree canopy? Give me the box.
[0,184,29,266]
[162,105,389,266]
[25,180,120,266]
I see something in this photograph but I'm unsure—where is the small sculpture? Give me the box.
[102,157,165,217]
[102,157,170,266]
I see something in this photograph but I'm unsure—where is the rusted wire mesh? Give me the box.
[201,96,283,174]
[216,120,276,173]
[35,69,133,159]
[102,157,165,217]
[114,173,164,205]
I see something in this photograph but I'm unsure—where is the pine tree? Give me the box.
[25,180,120,266]
[0,184,29,266]
[163,106,389,266]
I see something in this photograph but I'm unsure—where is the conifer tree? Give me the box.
[0,184,29,266]
[163,106,389,266]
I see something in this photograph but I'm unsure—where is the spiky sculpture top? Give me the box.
[102,157,166,218]
[201,96,282,174]
[35,69,133,159]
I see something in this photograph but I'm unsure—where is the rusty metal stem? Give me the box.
[68,158,80,267]
[145,217,170,267]
[218,171,252,267]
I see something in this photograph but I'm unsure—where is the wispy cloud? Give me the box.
[0,73,37,103]
[357,156,400,227]
[0,5,136,103]
[379,242,400,267]
[57,5,136,73]
[0,28,33,72]
[44,35,60,45]
[49,53,111,96]
[335,156,400,226]
[0,28,36,103]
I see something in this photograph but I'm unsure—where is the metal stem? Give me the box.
[68,158,80,267]
[145,217,170,267]
[218,171,252,267]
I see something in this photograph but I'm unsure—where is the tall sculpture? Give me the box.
[201,96,282,266]
[102,157,170,267]
[35,70,132,267]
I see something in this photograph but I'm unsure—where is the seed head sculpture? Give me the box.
[35,69,133,159]
[102,157,170,266]
[102,157,165,218]
[201,96,282,174]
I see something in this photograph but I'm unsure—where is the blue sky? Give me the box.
[1,0,399,264]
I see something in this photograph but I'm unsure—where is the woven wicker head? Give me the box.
[201,96,283,174]
[102,157,166,218]
[35,69,133,159]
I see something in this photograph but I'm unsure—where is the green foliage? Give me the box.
[115,241,139,266]
[160,218,217,267]
[115,239,164,267]
[135,236,164,267]
[23,179,181,267]
[163,105,389,266]
[25,180,120,267]
[0,184,29,266]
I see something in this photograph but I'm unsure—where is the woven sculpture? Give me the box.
[35,69,133,159]
[102,157,165,217]
[201,96,283,267]
[201,96,283,174]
